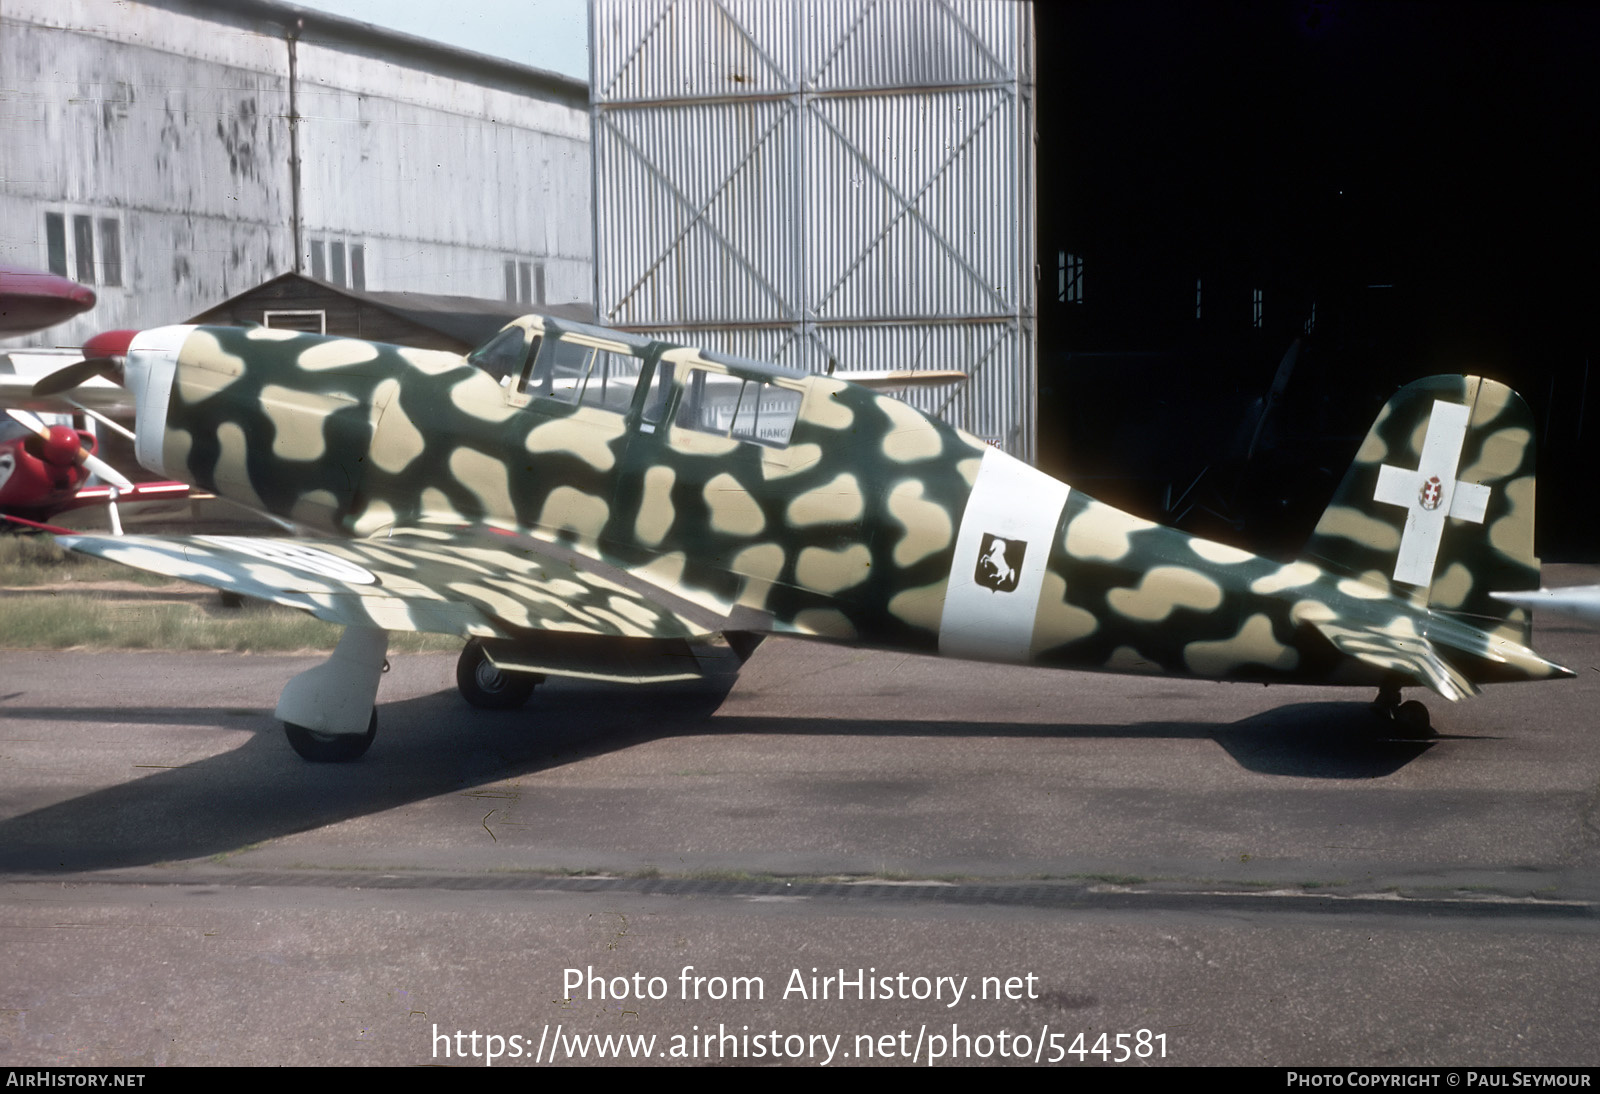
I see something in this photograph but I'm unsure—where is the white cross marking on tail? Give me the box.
[1372,399,1491,587]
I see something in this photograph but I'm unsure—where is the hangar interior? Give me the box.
[1033,1,1599,558]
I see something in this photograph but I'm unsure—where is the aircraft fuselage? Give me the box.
[135,322,1563,693]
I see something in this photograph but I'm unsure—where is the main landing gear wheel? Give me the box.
[284,709,377,762]
[457,638,541,710]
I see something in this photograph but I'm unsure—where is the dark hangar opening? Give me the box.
[1033,0,1600,559]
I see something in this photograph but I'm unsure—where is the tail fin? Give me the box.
[1303,375,1540,642]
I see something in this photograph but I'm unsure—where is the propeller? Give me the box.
[4,406,132,534]
[29,329,138,398]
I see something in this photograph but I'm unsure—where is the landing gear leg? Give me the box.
[275,626,389,761]
[1372,682,1403,714]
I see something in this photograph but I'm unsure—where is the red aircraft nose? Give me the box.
[0,266,98,336]
[82,329,139,360]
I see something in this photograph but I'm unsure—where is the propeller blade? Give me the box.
[81,450,134,491]
[30,357,121,398]
[63,399,138,443]
[5,406,50,437]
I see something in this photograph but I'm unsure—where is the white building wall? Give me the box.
[1,0,592,351]
[294,39,591,300]
[592,0,1036,457]
[0,0,294,347]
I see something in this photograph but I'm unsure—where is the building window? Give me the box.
[45,213,67,277]
[1058,251,1083,304]
[309,236,365,289]
[72,216,95,284]
[44,209,122,286]
[329,241,346,288]
[99,219,122,288]
[505,258,546,306]
[1195,278,1202,320]
[1252,288,1264,329]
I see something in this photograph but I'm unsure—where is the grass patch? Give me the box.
[1077,873,1149,886]
[2,536,461,652]
[0,535,172,587]
[0,593,460,653]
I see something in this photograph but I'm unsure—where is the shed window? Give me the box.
[263,310,326,334]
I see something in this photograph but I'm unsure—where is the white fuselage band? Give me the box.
[938,446,1072,664]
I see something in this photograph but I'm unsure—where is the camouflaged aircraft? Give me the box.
[31,319,1573,760]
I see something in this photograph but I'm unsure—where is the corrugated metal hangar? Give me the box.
[590,0,1037,459]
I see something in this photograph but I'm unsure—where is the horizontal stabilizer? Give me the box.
[1491,585,1600,626]
[1306,619,1479,702]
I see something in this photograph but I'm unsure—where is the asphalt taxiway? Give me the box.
[1,565,1596,1066]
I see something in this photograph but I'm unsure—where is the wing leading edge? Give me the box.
[56,531,714,645]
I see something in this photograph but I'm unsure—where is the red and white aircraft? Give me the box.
[1,271,188,532]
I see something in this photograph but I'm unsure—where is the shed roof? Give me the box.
[188,272,597,353]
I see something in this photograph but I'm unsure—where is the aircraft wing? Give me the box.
[55,532,716,643]
[1304,618,1480,701]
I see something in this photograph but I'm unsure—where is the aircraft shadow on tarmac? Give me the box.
[0,683,1452,874]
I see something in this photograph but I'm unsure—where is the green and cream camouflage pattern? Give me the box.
[50,318,1572,758]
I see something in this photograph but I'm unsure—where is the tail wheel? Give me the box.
[284,709,377,762]
[1392,700,1435,738]
[457,638,541,710]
